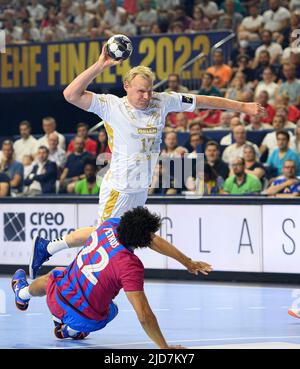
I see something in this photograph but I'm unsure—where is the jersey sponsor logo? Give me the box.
[182,95,193,104]
[137,127,158,135]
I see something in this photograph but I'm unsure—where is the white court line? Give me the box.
[25,313,44,316]
[184,307,201,311]
[248,307,267,310]
[216,307,233,310]
[0,314,11,317]
[145,282,296,292]
[121,308,170,312]
[49,335,300,349]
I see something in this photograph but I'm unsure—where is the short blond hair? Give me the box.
[123,66,155,84]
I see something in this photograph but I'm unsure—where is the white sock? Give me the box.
[47,236,69,255]
[19,286,32,300]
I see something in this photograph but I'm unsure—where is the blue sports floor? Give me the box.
[1,277,300,349]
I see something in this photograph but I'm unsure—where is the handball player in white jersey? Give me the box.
[29,45,265,279]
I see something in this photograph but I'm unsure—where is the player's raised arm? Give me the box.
[63,45,121,111]
[125,291,185,349]
[195,95,266,116]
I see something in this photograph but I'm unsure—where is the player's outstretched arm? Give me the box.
[195,95,266,116]
[151,235,212,276]
[63,45,121,111]
[125,291,186,349]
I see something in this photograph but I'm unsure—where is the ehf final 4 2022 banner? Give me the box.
[0,31,232,93]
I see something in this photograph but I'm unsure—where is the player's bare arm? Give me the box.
[63,45,121,110]
[125,290,186,349]
[195,95,266,116]
[151,235,212,276]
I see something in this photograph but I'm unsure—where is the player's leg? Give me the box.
[11,269,51,310]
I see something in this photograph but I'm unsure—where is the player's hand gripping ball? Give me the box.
[106,34,133,61]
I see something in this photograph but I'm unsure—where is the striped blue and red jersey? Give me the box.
[52,218,144,321]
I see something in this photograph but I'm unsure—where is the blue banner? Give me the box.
[0,31,232,93]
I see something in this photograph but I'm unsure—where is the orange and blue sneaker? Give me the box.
[288,308,300,319]
[11,269,30,311]
[53,321,89,340]
[29,235,51,279]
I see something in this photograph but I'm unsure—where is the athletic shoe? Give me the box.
[29,235,51,279]
[11,269,30,311]
[54,324,89,340]
[288,308,300,318]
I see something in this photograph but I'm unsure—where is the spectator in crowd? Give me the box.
[185,163,223,195]
[260,114,294,157]
[48,132,67,175]
[225,72,253,102]
[148,161,179,196]
[67,122,97,156]
[103,0,126,29]
[23,146,57,196]
[230,40,255,68]
[135,0,157,34]
[252,50,272,83]
[197,72,222,97]
[281,29,300,63]
[238,4,264,41]
[275,105,297,128]
[21,19,40,42]
[255,90,276,125]
[57,0,75,34]
[174,113,189,132]
[171,5,193,31]
[156,0,181,13]
[243,144,266,183]
[168,20,185,33]
[3,18,22,42]
[205,140,229,180]
[275,94,300,123]
[222,125,260,164]
[59,136,92,193]
[37,116,66,150]
[278,64,300,106]
[222,157,262,195]
[254,67,279,105]
[74,3,94,36]
[262,0,290,33]
[215,111,234,130]
[216,0,243,33]
[220,117,241,145]
[97,129,111,155]
[0,140,23,195]
[265,159,300,197]
[246,114,272,131]
[13,120,38,162]
[74,159,101,195]
[198,0,219,20]
[232,54,255,83]
[0,172,10,197]
[40,15,68,41]
[165,74,188,93]
[109,10,137,36]
[206,48,233,89]
[290,120,300,153]
[22,154,34,181]
[187,133,202,158]
[253,29,283,67]
[161,131,188,158]
[189,122,203,135]
[188,5,211,31]
[184,123,211,152]
[27,0,46,24]
[267,130,300,176]
[290,0,300,11]
[194,109,222,128]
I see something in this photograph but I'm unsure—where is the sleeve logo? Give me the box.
[182,95,193,104]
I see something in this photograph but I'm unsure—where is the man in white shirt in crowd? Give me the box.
[246,114,272,131]
[48,133,67,175]
[13,120,38,162]
[222,124,260,164]
[253,29,283,67]
[103,0,126,29]
[220,116,241,146]
[37,116,66,151]
[27,0,46,24]
[263,0,290,33]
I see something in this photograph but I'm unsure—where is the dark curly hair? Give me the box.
[117,207,161,249]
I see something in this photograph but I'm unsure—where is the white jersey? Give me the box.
[88,91,196,193]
